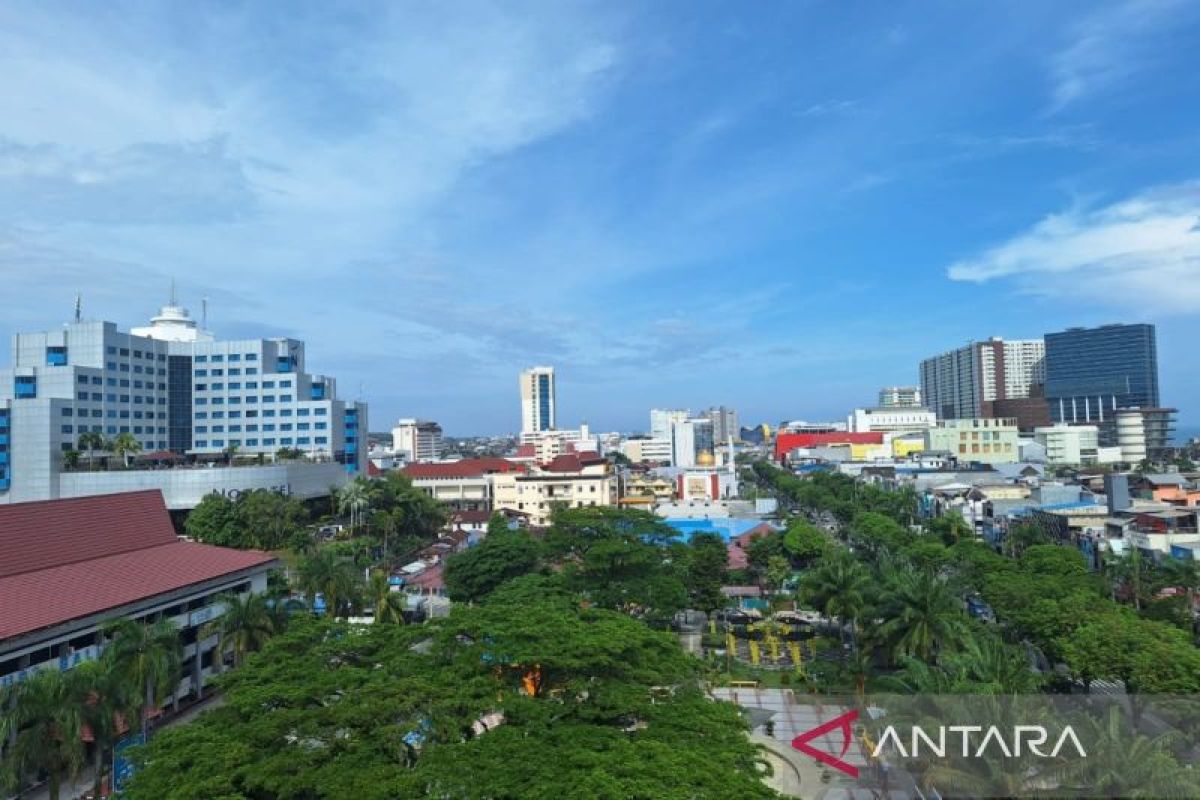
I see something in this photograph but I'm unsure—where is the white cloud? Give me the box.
[1048,0,1191,111]
[947,183,1200,312]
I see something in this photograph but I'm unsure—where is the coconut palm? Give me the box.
[75,658,138,800]
[879,569,968,663]
[76,430,108,470]
[110,431,142,468]
[298,549,362,617]
[368,570,406,625]
[1053,705,1199,797]
[338,478,370,530]
[801,550,870,645]
[101,618,182,735]
[204,592,275,672]
[1,668,86,800]
[61,448,81,469]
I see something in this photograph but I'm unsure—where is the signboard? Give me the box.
[112,731,146,793]
[188,601,227,628]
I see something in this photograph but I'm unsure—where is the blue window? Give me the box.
[228,397,241,405]
[195,355,208,363]
[315,408,327,416]
[281,423,293,431]
[315,436,328,444]
[262,395,275,403]
[280,409,293,417]
[211,369,223,377]
[119,364,129,372]
[246,438,258,446]
[244,395,257,404]
[280,380,293,388]
[61,408,73,417]
[195,411,208,419]
[263,409,275,417]
[276,355,294,373]
[228,354,241,362]
[211,425,224,433]
[90,393,101,401]
[132,350,142,359]
[315,422,327,430]
[107,425,117,434]
[229,382,241,390]
[106,361,116,370]
[119,410,130,419]
[246,353,258,361]
[61,424,73,434]
[281,437,293,445]
[77,391,88,400]
[119,348,129,356]
[298,408,310,416]
[46,346,68,366]
[195,369,207,377]
[212,411,225,419]
[91,376,101,385]
[119,379,130,387]
[211,382,224,390]
[298,423,310,431]
[310,384,325,400]
[91,409,101,418]
[211,397,224,405]
[229,425,241,433]
[246,367,258,375]
[106,410,116,418]
[263,423,276,432]
[78,375,89,384]
[228,368,241,376]
[211,354,224,362]
[195,440,208,448]
[245,382,258,389]
[195,384,206,391]
[196,426,208,433]
[133,365,143,374]
[297,437,310,445]
[106,378,116,386]
[262,438,275,446]
[15,376,37,398]
[195,398,207,405]
[211,439,225,447]
[106,346,116,355]
[280,395,293,403]
[133,426,143,434]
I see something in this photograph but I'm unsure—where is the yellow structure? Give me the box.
[789,641,803,674]
[892,435,926,457]
[749,640,761,665]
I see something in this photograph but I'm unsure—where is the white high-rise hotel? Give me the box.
[0,300,367,503]
[520,366,556,434]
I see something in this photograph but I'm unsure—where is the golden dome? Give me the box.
[696,450,715,467]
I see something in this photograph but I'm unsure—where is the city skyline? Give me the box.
[1,2,1198,433]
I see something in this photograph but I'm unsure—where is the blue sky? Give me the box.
[1,0,1198,435]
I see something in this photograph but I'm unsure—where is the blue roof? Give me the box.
[662,517,777,542]
[1037,502,1105,511]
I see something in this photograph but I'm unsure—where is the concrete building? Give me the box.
[920,338,1046,428]
[619,437,673,464]
[924,417,1020,464]
[670,418,715,469]
[0,303,366,505]
[1032,424,1123,466]
[519,366,556,434]
[0,491,276,702]
[402,458,525,512]
[878,386,922,408]
[492,452,618,526]
[702,406,739,442]
[1044,324,1160,445]
[650,408,690,441]
[517,424,599,460]
[391,418,443,463]
[847,407,936,434]
[1114,407,1177,463]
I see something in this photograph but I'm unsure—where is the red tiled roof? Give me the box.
[402,458,524,479]
[775,432,884,461]
[541,452,605,473]
[0,490,175,579]
[452,510,492,525]
[514,444,536,458]
[726,523,776,570]
[0,491,276,640]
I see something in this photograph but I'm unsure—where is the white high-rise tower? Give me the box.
[520,366,556,434]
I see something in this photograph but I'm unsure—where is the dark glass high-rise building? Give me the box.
[1043,324,1159,438]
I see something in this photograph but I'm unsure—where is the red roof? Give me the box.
[726,523,776,570]
[0,491,276,641]
[541,452,605,473]
[402,458,524,479]
[775,432,884,461]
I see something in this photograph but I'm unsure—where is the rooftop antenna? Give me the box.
[169,278,177,306]
[74,292,82,323]
[201,297,208,330]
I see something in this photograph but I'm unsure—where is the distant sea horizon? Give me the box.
[1175,424,1200,445]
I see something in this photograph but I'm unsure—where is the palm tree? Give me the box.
[61,448,81,469]
[338,478,370,530]
[204,592,275,672]
[298,549,362,617]
[1,668,86,800]
[801,550,870,645]
[879,569,968,663]
[101,618,182,735]
[110,432,142,468]
[75,658,138,800]
[367,571,406,625]
[1053,705,1199,797]
[1158,557,1200,622]
[76,430,107,470]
